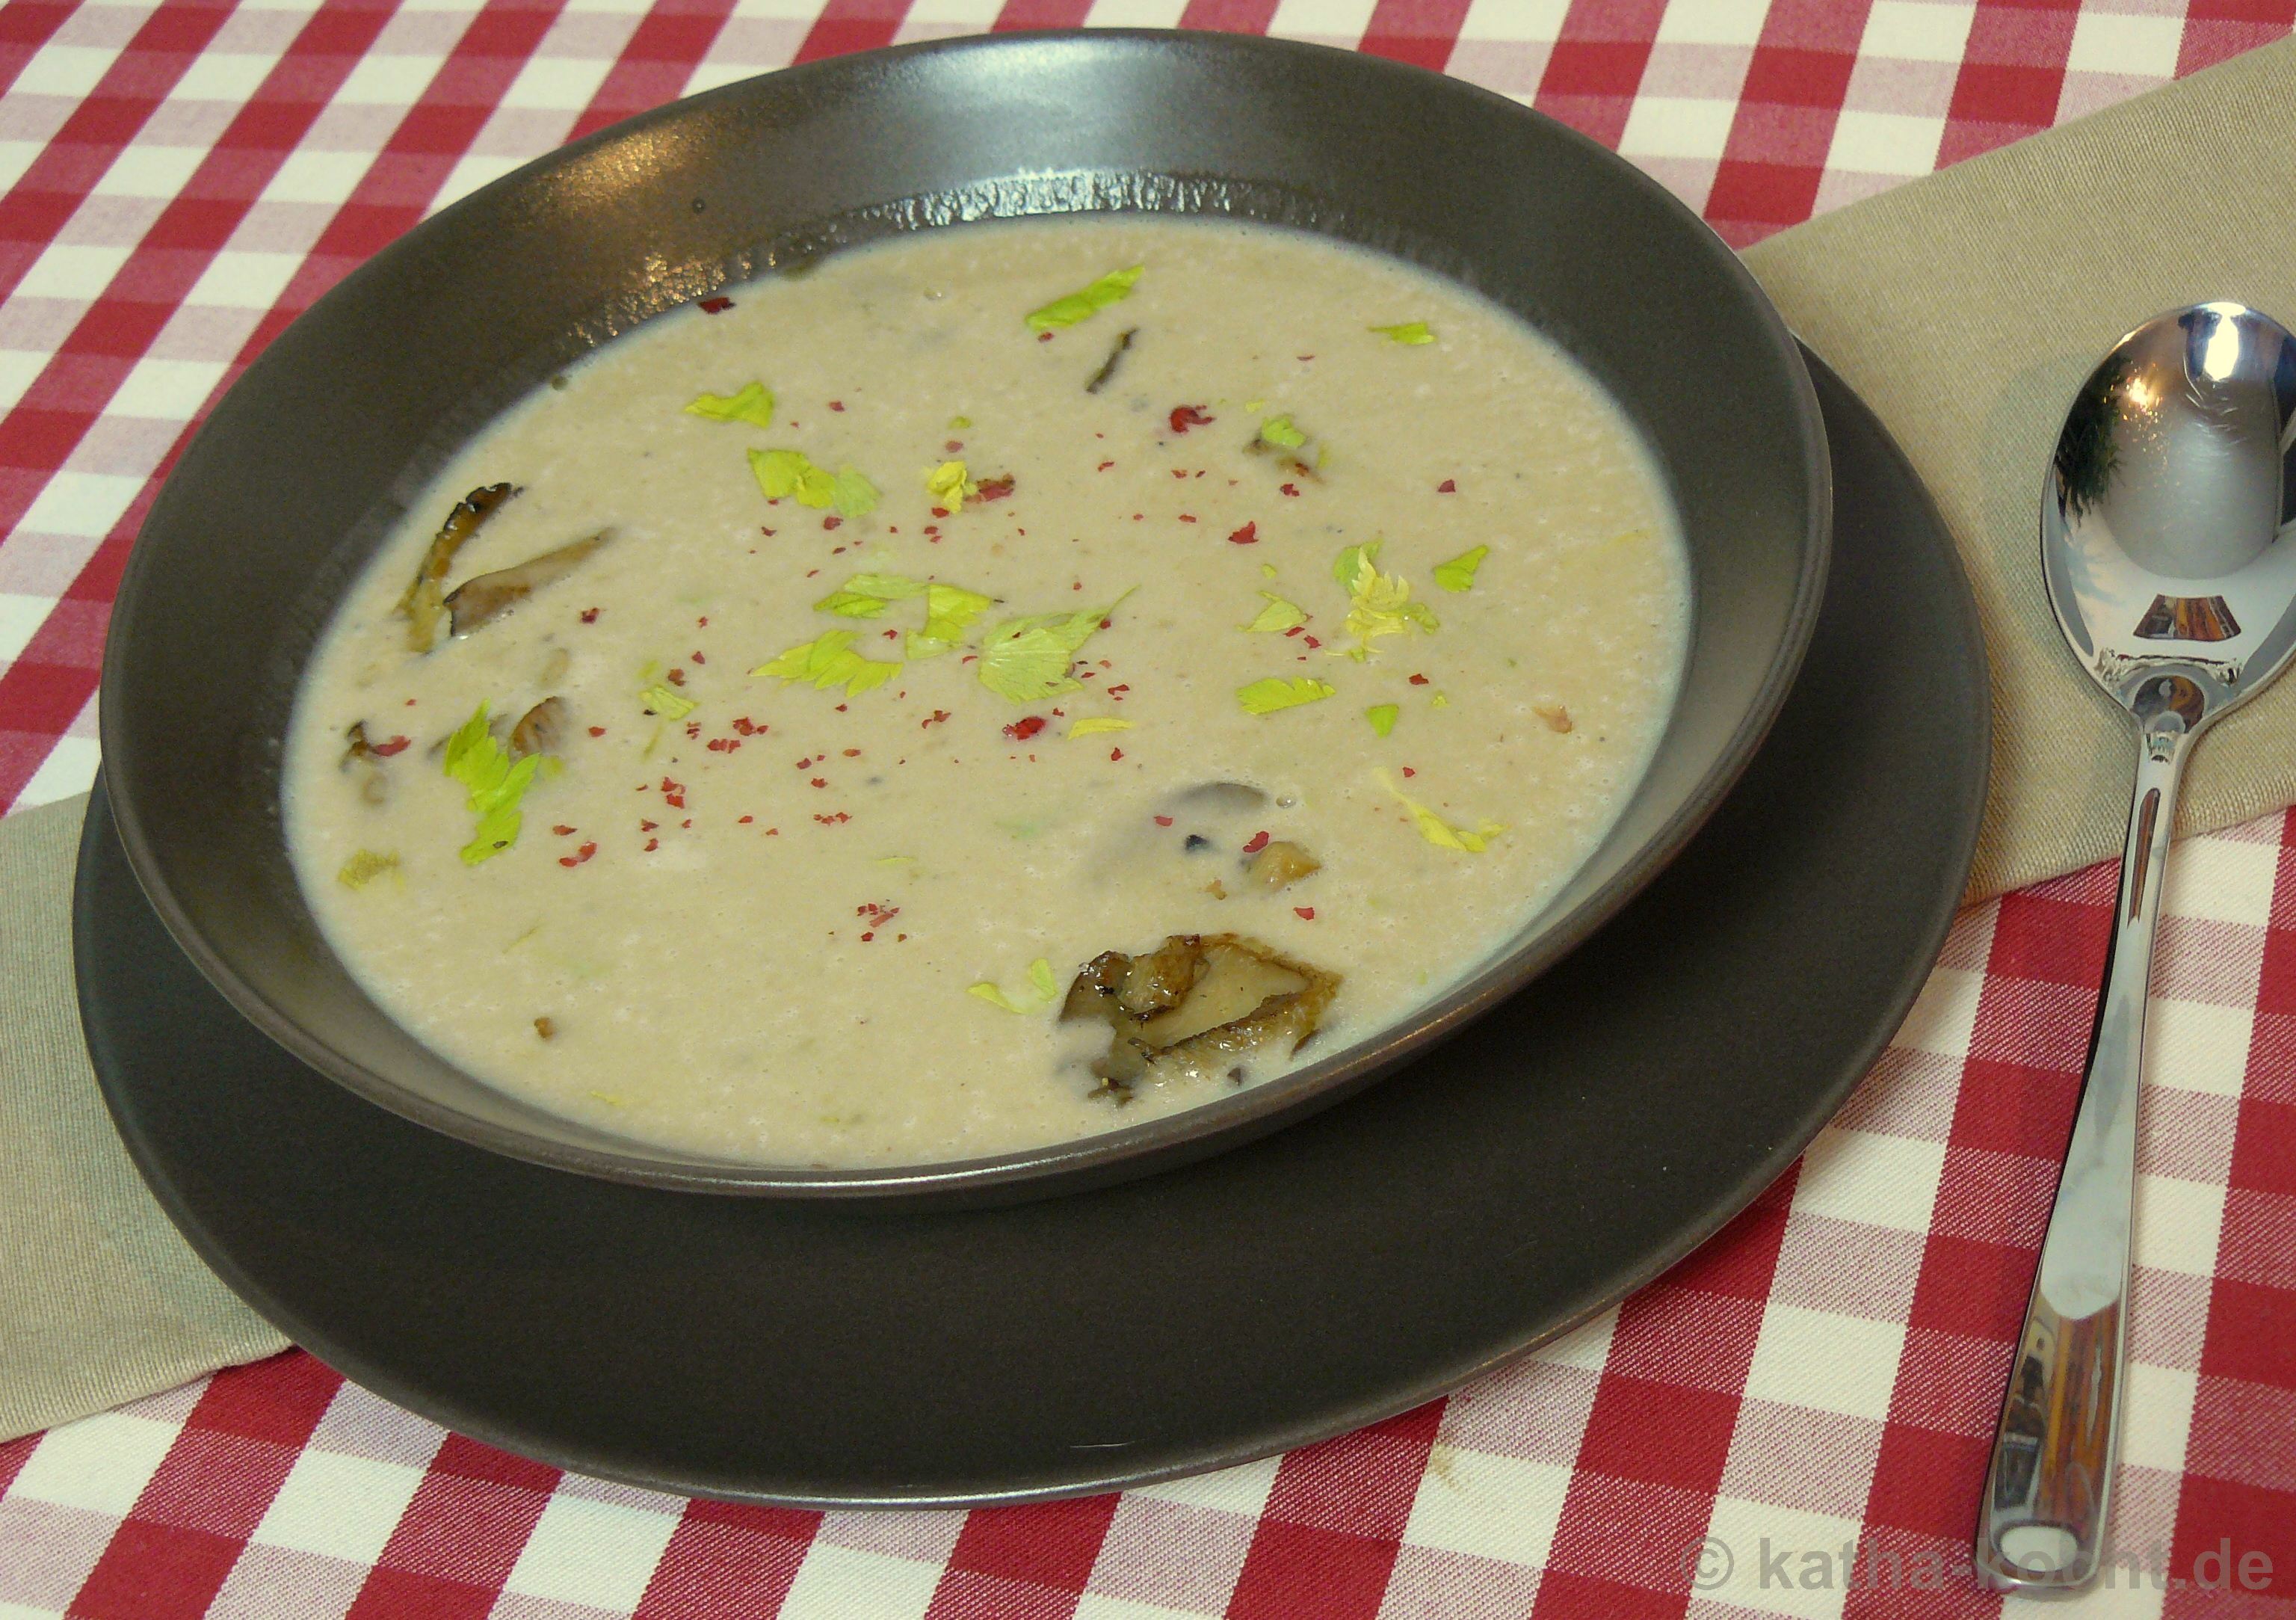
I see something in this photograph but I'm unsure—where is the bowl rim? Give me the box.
[99,26,1832,1202]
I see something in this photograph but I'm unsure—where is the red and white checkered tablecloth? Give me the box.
[4,2,2295,1616]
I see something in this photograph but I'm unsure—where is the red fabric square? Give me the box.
[635,1503,818,1620]
[186,1352,342,1447]
[1178,0,1280,28]
[2201,1278,2296,1387]
[1904,1235,2034,1343]
[794,0,912,61]
[2169,1473,2296,1600]
[1537,38,1650,99]
[1738,46,1857,108]
[1987,891,2108,987]
[990,0,1094,30]
[1261,1402,1443,1538]
[2232,1099,2296,1196]
[1860,1419,1990,1540]
[1573,1374,1741,1494]
[1228,1521,1402,1620]
[345,1565,501,1620]
[1359,0,1473,73]
[941,1495,1120,1592]
[67,1518,244,1620]
[1528,1568,1688,1619]
[924,1567,1089,1620]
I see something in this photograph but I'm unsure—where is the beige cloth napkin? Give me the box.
[1743,35,2296,901]
[9,34,2296,1442]
[1,797,286,1441]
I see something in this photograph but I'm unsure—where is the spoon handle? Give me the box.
[1975,717,2189,1590]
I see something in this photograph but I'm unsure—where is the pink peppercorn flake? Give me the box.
[822,516,842,531]
[975,475,1014,502]
[1168,404,1213,434]
[1037,331,1053,343]
[1242,831,1271,854]
[370,735,411,757]
[698,296,733,313]
[1280,483,1300,497]
[1004,716,1047,742]
[1294,906,1315,920]
[558,841,597,869]
[1154,815,1173,828]
[552,825,575,837]
[829,400,845,412]
[644,837,659,851]
[1227,521,1258,545]
[587,726,606,737]
[1437,478,1457,493]
[1408,673,1430,686]
[1109,748,1123,761]
[579,608,600,623]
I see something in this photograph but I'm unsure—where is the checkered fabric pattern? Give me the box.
[4,1,2295,1616]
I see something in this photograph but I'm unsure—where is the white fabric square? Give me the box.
[11,46,117,99]
[1402,1446,1571,1566]
[2067,10,2184,79]
[262,150,374,206]
[1086,0,1188,24]
[170,53,277,102]
[1886,963,1982,1056]
[0,594,52,666]
[503,1491,682,1610]
[1269,0,1379,41]
[778,1544,942,1620]
[19,472,144,540]
[16,735,101,810]
[251,1450,426,1564]
[1700,1496,1866,1619]
[500,54,616,111]
[108,357,226,421]
[1859,0,1976,64]
[1531,1306,1616,1370]
[2143,996,2253,1099]
[1128,1454,1279,1517]
[0,350,43,416]
[13,243,130,301]
[428,153,525,215]
[2120,1361,2197,1474]
[93,144,206,200]
[1073,1595,1219,1620]
[333,52,446,107]
[182,250,304,309]
[0,142,44,194]
[1744,1304,1906,1422]
[2161,837,2280,927]
[1459,0,1570,43]
[10,1412,176,1516]
[2133,1174,2224,1278]
[1619,96,1739,161]
[1791,1126,1946,1234]
[1655,0,1769,49]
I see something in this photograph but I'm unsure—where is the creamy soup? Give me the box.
[283,215,1688,1168]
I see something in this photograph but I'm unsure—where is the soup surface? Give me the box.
[284,215,1688,1168]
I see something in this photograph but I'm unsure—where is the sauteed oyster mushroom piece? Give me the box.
[397,482,516,652]
[507,695,569,760]
[446,531,611,637]
[1061,933,1340,1100]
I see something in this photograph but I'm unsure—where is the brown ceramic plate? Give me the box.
[94,31,1829,1199]
[78,348,1988,1505]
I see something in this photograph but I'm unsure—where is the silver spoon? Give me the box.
[1977,302,2296,1591]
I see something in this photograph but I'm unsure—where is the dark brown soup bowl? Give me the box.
[99,29,1828,1204]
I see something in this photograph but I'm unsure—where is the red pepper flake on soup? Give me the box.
[1168,404,1214,434]
[1227,522,1258,545]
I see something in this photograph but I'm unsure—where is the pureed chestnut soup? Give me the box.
[283,216,1688,1169]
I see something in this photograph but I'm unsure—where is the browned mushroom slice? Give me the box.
[398,483,516,653]
[445,531,609,637]
[1245,840,1319,891]
[507,695,568,760]
[340,722,388,804]
[1061,934,1339,1098]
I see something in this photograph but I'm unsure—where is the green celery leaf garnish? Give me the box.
[1369,321,1434,345]
[336,849,398,889]
[907,582,996,659]
[748,449,877,517]
[978,592,1132,703]
[1244,592,1306,633]
[926,460,977,511]
[815,572,928,617]
[831,464,880,518]
[640,682,697,720]
[682,381,776,427]
[1068,717,1133,737]
[1258,414,1307,449]
[1378,768,1505,853]
[1433,545,1489,592]
[753,630,899,697]
[1333,542,1436,661]
[968,957,1060,1013]
[1364,703,1398,737]
[1237,677,1336,715]
[1024,265,1144,331]
[442,703,543,865]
